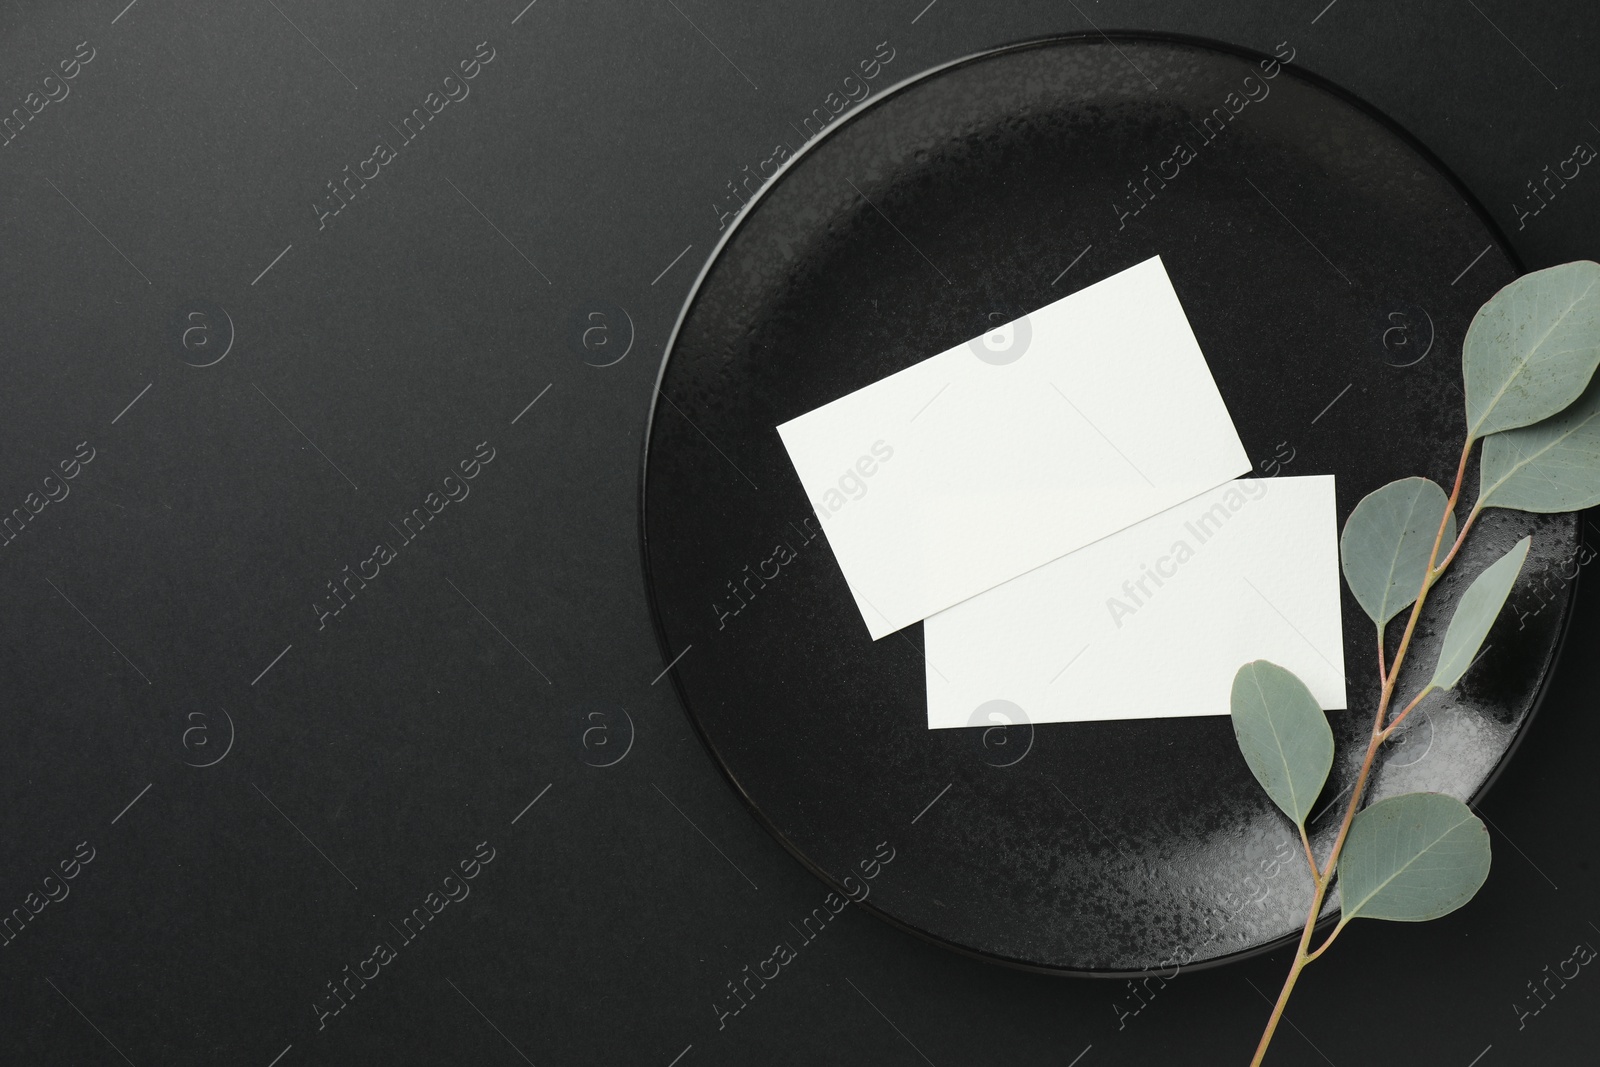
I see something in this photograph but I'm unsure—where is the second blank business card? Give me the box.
[776,256,1252,639]
[923,475,1347,727]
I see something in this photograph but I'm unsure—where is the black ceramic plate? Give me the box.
[640,33,1577,975]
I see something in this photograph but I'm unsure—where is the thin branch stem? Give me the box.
[1383,685,1435,739]
[1432,502,1484,578]
[1298,824,1320,882]
[1316,719,1386,919]
[1248,860,1328,1067]
[1304,919,1347,964]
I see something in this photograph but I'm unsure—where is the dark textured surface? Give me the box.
[642,34,1577,975]
[2,1,1598,1064]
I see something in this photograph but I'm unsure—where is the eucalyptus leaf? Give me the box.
[1339,477,1456,625]
[1338,793,1490,923]
[1429,536,1530,690]
[1463,259,1600,439]
[1480,376,1600,512]
[1229,661,1333,827]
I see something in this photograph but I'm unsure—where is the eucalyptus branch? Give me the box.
[1231,259,1600,1065]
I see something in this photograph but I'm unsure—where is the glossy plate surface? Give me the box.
[641,33,1576,974]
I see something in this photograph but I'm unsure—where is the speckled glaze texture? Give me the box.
[639,34,1577,975]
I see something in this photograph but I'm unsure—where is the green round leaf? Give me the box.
[1230,661,1334,827]
[1429,536,1530,691]
[1339,477,1456,626]
[1464,260,1600,440]
[1480,376,1600,512]
[1338,793,1490,923]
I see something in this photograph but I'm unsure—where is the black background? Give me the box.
[0,2,1595,1065]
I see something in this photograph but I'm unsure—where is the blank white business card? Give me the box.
[923,475,1347,727]
[775,256,1251,639]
